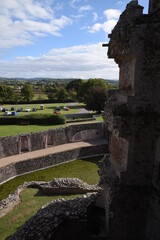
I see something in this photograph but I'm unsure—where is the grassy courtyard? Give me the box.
[0,156,101,239]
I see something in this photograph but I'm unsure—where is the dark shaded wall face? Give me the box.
[149,0,160,14]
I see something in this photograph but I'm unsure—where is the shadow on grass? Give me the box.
[34,189,81,198]
[80,156,102,165]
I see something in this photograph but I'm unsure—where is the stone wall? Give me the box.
[9,193,107,240]
[101,0,160,239]
[0,122,104,158]
[0,179,101,218]
[0,143,107,184]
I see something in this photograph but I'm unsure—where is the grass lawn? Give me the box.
[95,115,103,122]
[0,117,103,137]
[0,157,100,200]
[0,124,66,137]
[0,103,103,137]
[0,103,79,117]
[0,156,101,239]
[0,188,82,240]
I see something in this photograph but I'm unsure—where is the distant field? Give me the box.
[0,156,101,239]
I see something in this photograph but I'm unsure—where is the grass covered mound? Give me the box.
[0,113,66,125]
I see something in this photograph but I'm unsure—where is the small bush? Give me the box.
[0,114,66,125]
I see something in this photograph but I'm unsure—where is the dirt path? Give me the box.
[0,138,107,168]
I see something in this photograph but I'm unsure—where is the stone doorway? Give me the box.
[47,134,54,147]
[20,136,30,153]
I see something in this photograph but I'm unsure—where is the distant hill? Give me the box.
[0,77,119,85]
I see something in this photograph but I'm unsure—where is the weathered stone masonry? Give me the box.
[100,0,160,239]
[0,178,101,218]
[0,141,107,184]
[0,122,104,158]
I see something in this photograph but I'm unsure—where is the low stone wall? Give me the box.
[0,178,101,218]
[0,143,107,184]
[9,193,105,240]
[41,178,101,195]
[0,122,104,158]
[0,181,44,218]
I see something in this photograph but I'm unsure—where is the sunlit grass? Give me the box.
[0,188,82,240]
[0,157,100,200]
[0,156,101,239]
[0,124,66,137]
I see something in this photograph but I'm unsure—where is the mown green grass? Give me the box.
[0,157,100,200]
[0,156,101,239]
[95,115,103,122]
[0,103,78,117]
[0,124,66,137]
[0,103,92,137]
[0,188,82,240]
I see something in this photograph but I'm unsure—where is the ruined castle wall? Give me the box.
[0,179,101,218]
[101,1,160,239]
[0,122,104,159]
[0,143,107,184]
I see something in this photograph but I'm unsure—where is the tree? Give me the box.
[84,85,107,113]
[66,79,83,92]
[0,84,15,103]
[56,86,69,102]
[77,78,107,103]
[66,79,84,102]
[21,84,34,102]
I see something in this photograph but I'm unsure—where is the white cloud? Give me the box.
[0,43,119,79]
[88,9,121,35]
[79,5,92,13]
[104,9,121,20]
[0,0,72,49]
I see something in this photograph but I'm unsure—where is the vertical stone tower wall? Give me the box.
[100,0,160,239]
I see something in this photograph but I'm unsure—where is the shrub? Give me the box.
[0,114,66,125]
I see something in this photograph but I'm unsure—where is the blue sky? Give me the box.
[0,0,148,79]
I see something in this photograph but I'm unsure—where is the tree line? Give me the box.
[0,78,118,112]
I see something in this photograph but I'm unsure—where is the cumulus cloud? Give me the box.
[0,0,72,49]
[88,9,121,35]
[104,9,121,20]
[0,43,119,79]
